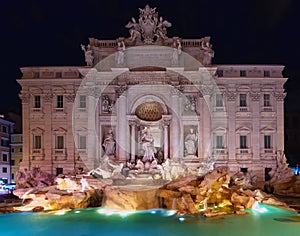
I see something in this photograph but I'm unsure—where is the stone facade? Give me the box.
[0,117,14,183]
[18,5,287,186]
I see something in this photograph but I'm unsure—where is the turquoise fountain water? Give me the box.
[0,203,299,236]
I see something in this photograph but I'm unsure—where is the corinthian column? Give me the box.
[128,119,137,161]
[274,92,286,152]
[200,85,212,160]
[116,86,128,161]
[87,87,98,170]
[170,87,182,159]
[163,117,171,159]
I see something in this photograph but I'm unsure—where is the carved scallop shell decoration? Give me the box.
[135,101,164,121]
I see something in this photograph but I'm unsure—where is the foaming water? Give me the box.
[0,206,299,236]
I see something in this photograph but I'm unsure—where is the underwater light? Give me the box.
[97,208,135,217]
[179,217,185,222]
[53,210,69,215]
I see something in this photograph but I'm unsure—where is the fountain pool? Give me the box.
[0,204,299,236]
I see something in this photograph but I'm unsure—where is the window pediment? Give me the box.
[236,126,251,134]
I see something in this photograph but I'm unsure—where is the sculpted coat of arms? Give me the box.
[125,5,172,45]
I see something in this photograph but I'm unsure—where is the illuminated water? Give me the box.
[0,204,299,236]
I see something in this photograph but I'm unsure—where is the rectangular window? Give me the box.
[263,94,271,107]
[20,147,22,152]
[264,135,271,149]
[79,95,86,108]
[2,153,8,162]
[216,135,223,149]
[264,70,270,77]
[11,173,14,180]
[56,168,63,176]
[240,135,247,149]
[216,70,223,77]
[239,94,247,107]
[11,159,15,166]
[79,136,86,149]
[240,70,246,77]
[33,72,39,78]
[1,125,7,133]
[11,136,14,142]
[2,167,7,173]
[216,94,223,107]
[34,96,41,108]
[56,136,64,149]
[11,148,14,153]
[1,138,9,147]
[57,95,64,108]
[56,72,62,78]
[34,135,42,149]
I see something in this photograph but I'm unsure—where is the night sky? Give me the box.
[1,0,299,113]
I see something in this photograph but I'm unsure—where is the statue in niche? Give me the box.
[139,127,156,162]
[125,17,141,42]
[201,40,214,66]
[102,128,115,156]
[184,128,198,156]
[116,40,126,65]
[102,95,112,113]
[80,44,94,66]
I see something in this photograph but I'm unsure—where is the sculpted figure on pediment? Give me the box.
[125,5,171,45]
[125,17,142,43]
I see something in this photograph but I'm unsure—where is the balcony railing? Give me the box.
[237,148,251,154]
[55,149,65,154]
[31,149,43,155]
[264,149,273,154]
[214,148,226,154]
[239,107,249,112]
[262,107,272,112]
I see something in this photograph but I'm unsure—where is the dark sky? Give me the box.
[0,0,299,113]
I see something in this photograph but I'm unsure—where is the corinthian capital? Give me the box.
[170,86,183,96]
[250,92,260,101]
[273,92,286,101]
[43,94,53,103]
[19,93,30,104]
[200,85,213,96]
[226,92,237,101]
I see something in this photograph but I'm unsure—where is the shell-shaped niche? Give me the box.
[135,101,164,121]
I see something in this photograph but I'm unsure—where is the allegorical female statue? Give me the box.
[102,129,116,156]
[184,128,198,156]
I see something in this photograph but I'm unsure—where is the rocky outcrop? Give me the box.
[9,167,294,216]
[271,175,300,197]
[104,185,160,210]
[13,177,108,212]
[16,168,56,188]
[157,167,291,216]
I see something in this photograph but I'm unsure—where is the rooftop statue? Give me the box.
[125,4,172,45]
[80,44,94,66]
[201,37,214,66]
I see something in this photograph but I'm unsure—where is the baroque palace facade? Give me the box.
[18,5,286,184]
